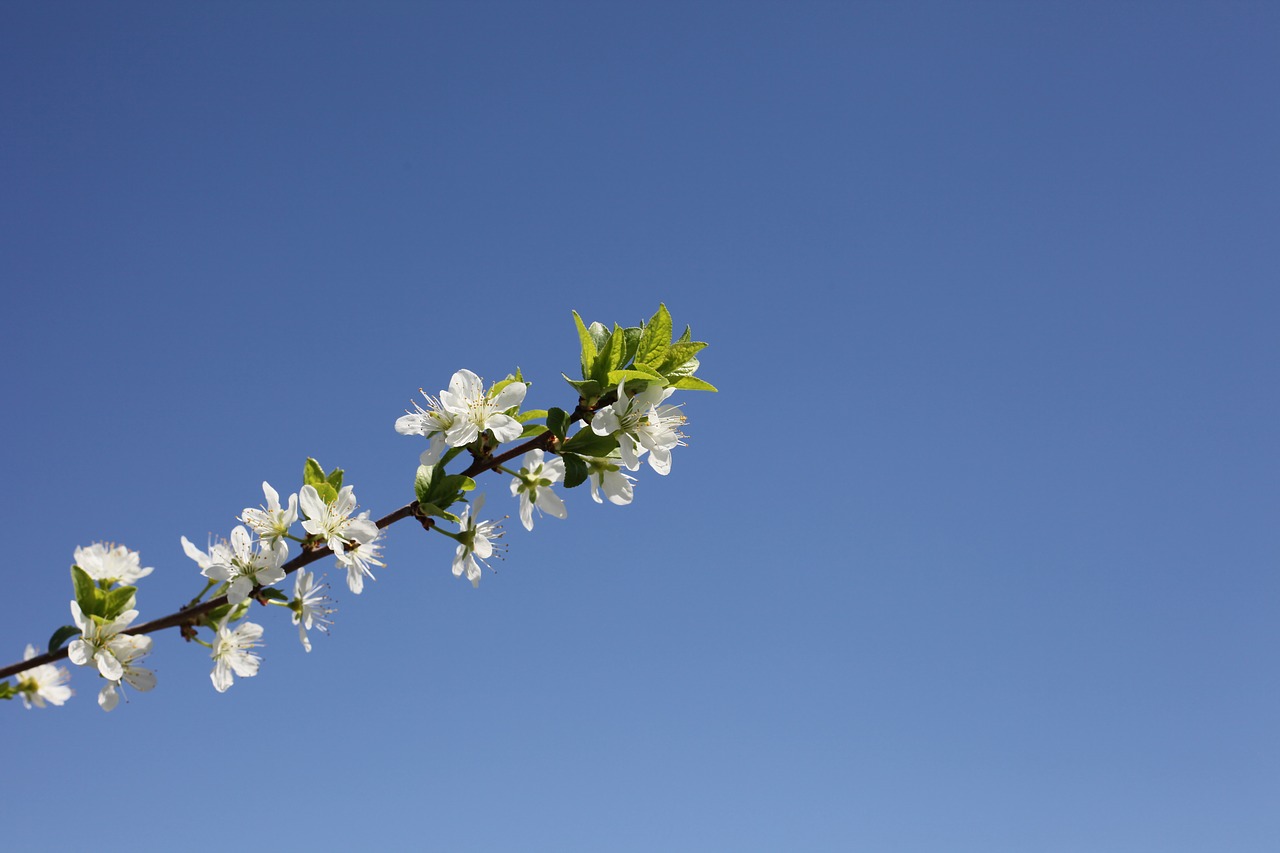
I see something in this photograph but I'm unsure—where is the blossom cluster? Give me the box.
[3,304,711,712]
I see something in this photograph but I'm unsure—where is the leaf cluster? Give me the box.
[303,458,345,505]
[564,303,716,404]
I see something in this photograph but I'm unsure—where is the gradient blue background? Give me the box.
[2,2,1277,850]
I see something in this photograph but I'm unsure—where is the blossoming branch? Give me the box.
[0,305,714,712]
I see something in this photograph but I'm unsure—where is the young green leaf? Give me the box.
[562,375,603,402]
[659,341,708,375]
[47,625,79,654]
[547,407,569,441]
[71,565,100,617]
[562,453,588,488]
[607,368,669,387]
[620,325,642,368]
[103,585,137,620]
[304,458,327,488]
[572,311,597,377]
[637,303,673,366]
[671,376,718,392]
[562,429,618,457]
[326,467,344,491]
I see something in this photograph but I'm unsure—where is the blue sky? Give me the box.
[2,2,1277,850]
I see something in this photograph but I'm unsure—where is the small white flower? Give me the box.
[582,455,636,506]
[181,534,233,575]
[74,542,153,585]
[291,569,336,653]
[300,485,378,563]
[67,601,139,681]
[591,382,686,475]
[395,392,457,465]
[335,514,384,595]
[439,369,527,447]
[452,494,504,588]
[196,526,288,606]
[240,481,298,548]
[15,645,73,709]
[98,634,156,712]
[509,449,568,531]
[210,618,265,693]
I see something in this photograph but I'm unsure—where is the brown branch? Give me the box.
[0,420,574,684]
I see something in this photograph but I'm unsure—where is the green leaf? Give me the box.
[103,585,137,620]
[665,354,700,382]
[562,375,603,402]
[676,325,692,344]
[659,341,708,374]
[588,327,615,385]
[586,321,610,352]
[313,483,339,504]
[416,464,474,510]
[607,368,669,387]
[303,458,327,488]
[572,311,597,377]
[620,325,642,368]
[547,407,569,440]
[414,464,437,505]
[71,565,99,617]
[607,323,627,372]
[257,588,289,603]
[326,467,344,492]
[670,376,718,392]
[637,303,673,366]
[47,625,79,653]
[562,453,588,489]
[520,423,549,439]
[516,409,548,423]
[440,446,465,466]
[562,429,618,457]
[415,501,460,523]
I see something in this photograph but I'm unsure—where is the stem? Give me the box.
[0,427,565,682]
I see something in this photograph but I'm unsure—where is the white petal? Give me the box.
[519,494,534,531]
[96,651,124,681]
[298,485,326,520]
[537,488,568,519]
[125,667,156,692]
[99,682,119,711]
[490,381,527,411]
[68,638,91,667]
[211,660,234,692]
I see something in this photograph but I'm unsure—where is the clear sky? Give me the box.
[2,2,1277,850]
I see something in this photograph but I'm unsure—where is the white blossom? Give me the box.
[300,485,379,565]
[335,514,384,595]
[395,392,456,465]
[583,455,636,505]
[192,525,287,606]
[452,494,504,588]
[210,618,265,693]
[73,542,153,586]
[509,449,568,531]
[240,481,298,548]
[290,569,336,653]
[591,382,686,474]
[15,645,73,709]
[67,601,138,681]
[98,634,156,712]
[439,369,527,447]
